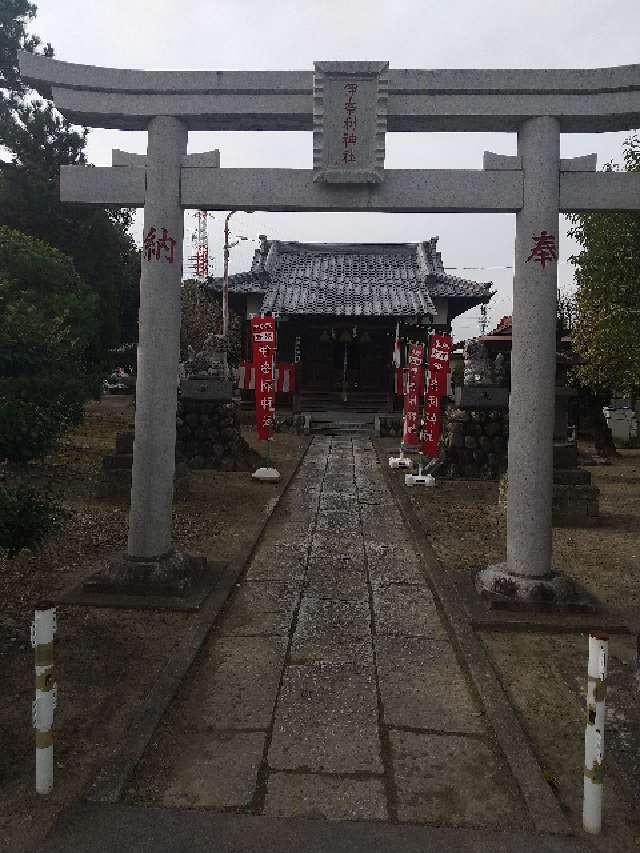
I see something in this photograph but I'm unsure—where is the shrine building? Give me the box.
[208,235,492,411]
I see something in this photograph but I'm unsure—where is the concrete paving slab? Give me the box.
[376,637,485,733]
[315,510,362,535]
[318,495,360,512]
[312,534,363,556]
[264,772,387,821]
[269,663,383,773]
[246,543,308,582]
[373,583,448,639]
[307,548,365,573]
[304,565,369,599]
[38,803,591,853]
[174,635,288,729]
[367,553,425,586]
[218,581,298,636]
[322,483,358,498]
[390,731,524,827]
[129,730,265,809]
[290,636,374,670]
[295,594,371,640]
[261,521,315,545]
[364,541,419,563]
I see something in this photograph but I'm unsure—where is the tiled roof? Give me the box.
[207,237,492,318]
[207,270,269,295]
[261,242,435,318]
[428,272,493,299]
[490,315,513,335]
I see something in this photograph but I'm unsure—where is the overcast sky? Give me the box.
[33,0,640,340]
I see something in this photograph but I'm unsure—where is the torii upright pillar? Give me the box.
[478,116,575,602]
[86,116,207,595]
[128,116,186,560]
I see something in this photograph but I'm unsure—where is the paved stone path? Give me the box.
[127,437,527,827]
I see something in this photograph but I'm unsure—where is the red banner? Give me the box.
[402,342,424,448]
[422,333,452,457]
[251,316,276,441]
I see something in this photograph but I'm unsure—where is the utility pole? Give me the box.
[223,212,249,342]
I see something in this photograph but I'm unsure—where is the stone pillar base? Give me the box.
[83,549,206,597]
[476,562,577,605]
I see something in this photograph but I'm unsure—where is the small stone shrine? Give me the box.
[176,334,263,471]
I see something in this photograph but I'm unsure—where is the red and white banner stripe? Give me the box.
[239,362,295,394]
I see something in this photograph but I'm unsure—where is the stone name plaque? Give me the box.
[313,60,389,184]
[455,385,510,410]
[180,378,233,401]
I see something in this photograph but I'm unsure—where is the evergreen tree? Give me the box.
[0,226,99,461]
[567,135,640,400]
[0,2,140,359]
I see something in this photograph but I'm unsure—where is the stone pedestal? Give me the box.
[443,407,509,479]
[176,398,263,472]
[83,550,206,597]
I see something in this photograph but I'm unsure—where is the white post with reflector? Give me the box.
[31,607,57,795]
[583,632,608,834]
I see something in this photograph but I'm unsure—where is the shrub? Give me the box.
[0,227,99,461]
[0,485,60,556]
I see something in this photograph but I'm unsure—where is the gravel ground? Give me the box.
[0,396,306,853]
[380,438,640,850]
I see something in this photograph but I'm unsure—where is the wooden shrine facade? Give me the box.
[208,236,492,410]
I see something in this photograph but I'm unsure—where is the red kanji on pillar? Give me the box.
[143,225,177,264]
[525,230,557,269]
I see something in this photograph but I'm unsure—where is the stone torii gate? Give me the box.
[20,53,640,600]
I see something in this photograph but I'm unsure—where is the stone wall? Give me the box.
[176,398,263,471]
[442,406,509,478]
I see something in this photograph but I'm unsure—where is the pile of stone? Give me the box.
[442,406,509,478]
[176,398,263,472]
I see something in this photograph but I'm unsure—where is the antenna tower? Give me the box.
[188,210,213,279]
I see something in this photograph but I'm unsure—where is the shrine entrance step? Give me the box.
[295,391,391,413]
[305,412,375,435]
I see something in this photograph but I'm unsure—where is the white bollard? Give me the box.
[31,607,57,795]
[389,449,413,469]
[583,632,608,834]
